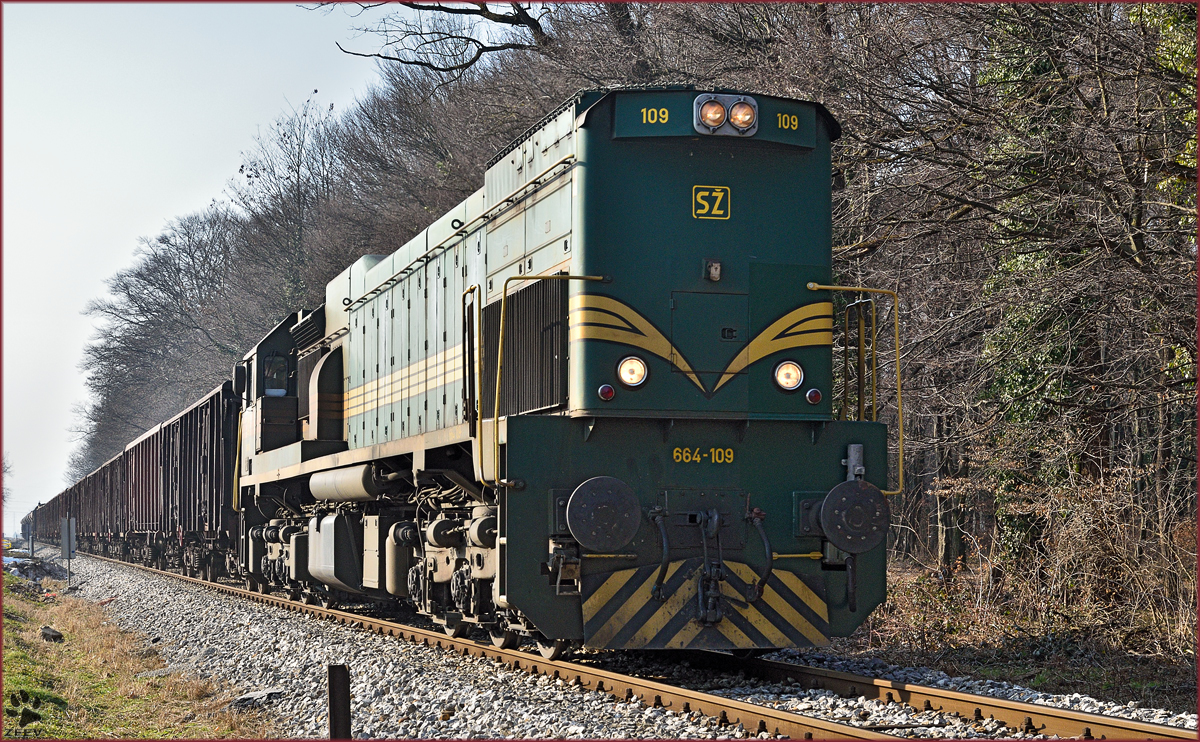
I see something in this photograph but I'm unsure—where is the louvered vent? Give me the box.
[290,306,326,351]
[482,279,568,418]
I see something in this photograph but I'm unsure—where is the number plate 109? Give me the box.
[673,447,735,464]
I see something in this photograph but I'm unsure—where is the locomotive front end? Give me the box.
[497,88,893,651]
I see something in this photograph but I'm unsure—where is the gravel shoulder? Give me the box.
[62,554,1198,739]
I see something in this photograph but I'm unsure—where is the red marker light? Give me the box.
[598,384,616,401]
[806,388,822,405]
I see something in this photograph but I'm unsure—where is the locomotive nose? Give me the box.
[810,479,889,554]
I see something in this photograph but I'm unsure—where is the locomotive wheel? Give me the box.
[443,621,468,639]
[489,627,519,649]
[320,595,338,610]
[535,637,568,661]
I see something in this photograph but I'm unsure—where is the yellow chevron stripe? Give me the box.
[570,295,833,396]
[714,614,755,647]
[726,563,827,646]
[624,569,700,649]
[582,568,638,621]
[664,619,705,649]
[774,569,829,622]
[713,302,834,392]
[589,561,683,647]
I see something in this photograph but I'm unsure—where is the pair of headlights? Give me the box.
[699,100,756,130]
[609,356,807,392]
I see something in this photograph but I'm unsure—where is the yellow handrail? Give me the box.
[841,298,878,422]
[807,282,904,496]
[491,273,606,489]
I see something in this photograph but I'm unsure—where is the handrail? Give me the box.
[461,285,483,440]
[345,156,577,314]
[807,282,904,496]
[490,273,606,489]
[843,298,878,422]
[232,409,242,512]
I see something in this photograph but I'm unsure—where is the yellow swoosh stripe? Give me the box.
[713,302,833,392]
[569,295,704,392]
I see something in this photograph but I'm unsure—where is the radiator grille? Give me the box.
[482,279,568,418]
[290,307,326,351]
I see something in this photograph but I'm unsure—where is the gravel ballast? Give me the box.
[60,554,1196,739]
[764,650,1198,730]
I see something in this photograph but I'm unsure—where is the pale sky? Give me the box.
[2,3,402,533]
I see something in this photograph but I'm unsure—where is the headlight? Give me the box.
[699,100,726,128]
[617,356,648,387]
[774,361,804,391]
[729,101,756,129]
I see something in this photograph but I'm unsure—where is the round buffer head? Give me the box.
[566,476,641,553]
[819,479,890,554]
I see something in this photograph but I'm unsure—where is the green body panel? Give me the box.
[502,415,887,642]
[571,91,836,418]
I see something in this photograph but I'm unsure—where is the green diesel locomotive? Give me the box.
[235,86,899,657]
[36,86,900,661]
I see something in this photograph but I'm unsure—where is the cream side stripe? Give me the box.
[346,345,464,404]
[346,367,466,417]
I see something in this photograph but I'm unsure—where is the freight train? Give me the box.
[27,86,902,659]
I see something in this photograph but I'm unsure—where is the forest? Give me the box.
[69,4,1196,660]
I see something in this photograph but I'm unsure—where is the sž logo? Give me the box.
[692,185,730,220]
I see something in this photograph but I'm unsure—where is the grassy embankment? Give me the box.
[830,565,1197,714]
[2,571,274,738]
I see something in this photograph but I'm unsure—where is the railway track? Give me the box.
[84,554,1191,740]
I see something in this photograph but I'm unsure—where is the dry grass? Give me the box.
[2,574,278,739]
[830,563,1198,714]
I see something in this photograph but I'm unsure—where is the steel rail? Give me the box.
[681,652,1195,741]
[85,555,894,740]
[85,555,1192,741]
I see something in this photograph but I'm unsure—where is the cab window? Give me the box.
[263,354,289,397]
